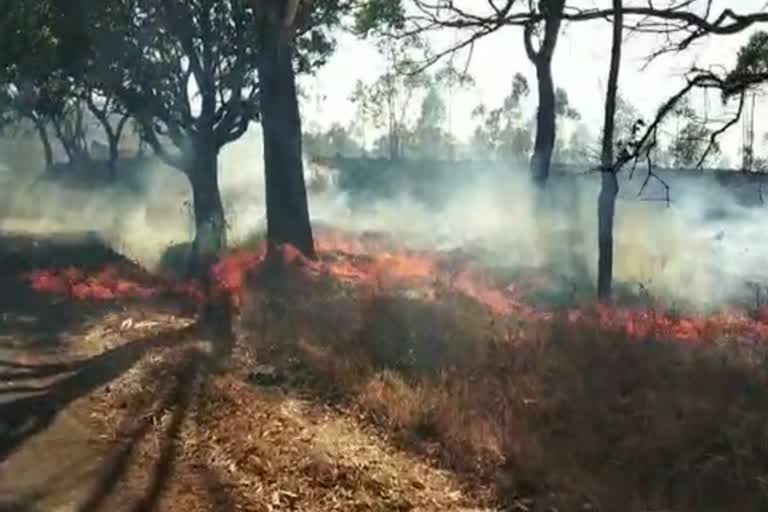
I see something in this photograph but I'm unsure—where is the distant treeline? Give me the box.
[314,155,768,208]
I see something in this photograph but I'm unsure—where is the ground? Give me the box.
[0,233,491,511]
[4,231,768,512]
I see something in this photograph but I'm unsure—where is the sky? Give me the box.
[299,0,768,165]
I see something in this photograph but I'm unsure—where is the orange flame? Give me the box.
[22,229,768,344]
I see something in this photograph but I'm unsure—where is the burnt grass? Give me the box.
[4,232,768,510]
[240,266,768,511]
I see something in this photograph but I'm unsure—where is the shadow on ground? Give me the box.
[0,324,235,512]
[0,231,241,511]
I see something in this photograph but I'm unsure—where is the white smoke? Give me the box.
[1,125,767,311]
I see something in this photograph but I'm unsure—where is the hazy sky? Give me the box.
[300,0,768,164]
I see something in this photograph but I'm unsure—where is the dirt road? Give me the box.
[0,343,116,511]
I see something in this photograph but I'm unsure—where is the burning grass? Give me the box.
[243,281,768,511]
[17,229,768,510]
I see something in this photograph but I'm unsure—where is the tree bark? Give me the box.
[525,0,565,192]
[32,117,53,169]
[87,95,129,181]
[597,0,624,301]
[189,144,227,273]
[530,61,556,189]
[187,140,232,339]
[107,134,119,180]
[258,14,315,258]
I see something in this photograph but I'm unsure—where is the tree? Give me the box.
[89,0,260,274]
[524,0,565,190]
[349,79,372,152]
[304,122,362,158]
[254,0,348,258]
[351,35,431,160]
[0,80,58,169]
[670,121,721,167]
[412,84,448,158]
[552,86,580,162]
[554,87,579,121]
[50,96,91,165]
[54,0,263,335]
[470,72,531,162]
[83,88,130,179]
[586,19,768,300]
[597,0,624,301]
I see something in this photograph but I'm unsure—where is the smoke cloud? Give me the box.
[1,127,766,311]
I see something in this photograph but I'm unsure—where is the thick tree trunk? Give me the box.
[530,61,556,190]
[259,21,315,258]
[189,145,226,271]
[33,118,53,169]
[597,0,624,301]
[188,143,231,340]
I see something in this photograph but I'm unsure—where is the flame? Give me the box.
[25,264,200,302]
[21,229,768,344]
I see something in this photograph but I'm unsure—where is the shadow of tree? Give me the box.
[0,326,195,462]
[0,328,235,511]
[76,347,208,512]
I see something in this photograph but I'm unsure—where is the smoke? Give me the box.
[1,127,766,311]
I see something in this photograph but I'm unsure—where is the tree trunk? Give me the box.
[530,61,556,190]
[107,134,119,181]
[51,118,74,164]
[259,20,315,258]
[33,118,53,169]
[188,142,231,340]
[390,130,401,161]
[597,0,624,301]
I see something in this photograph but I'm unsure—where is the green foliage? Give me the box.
[554,87,580,120]
[731,31,768,77]
[723,30,768,99]
[349,35,433,159]
[353,0,406,35]
[669,122,720,167]
[470,73,532,161]
[304,122,363,158]
[293,0,352,73]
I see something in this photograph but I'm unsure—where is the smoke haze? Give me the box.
[1,127,766,311]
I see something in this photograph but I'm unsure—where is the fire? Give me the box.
[21,229,768,344]
[25,264,200,302]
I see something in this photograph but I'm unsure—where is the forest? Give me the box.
[1,1,768,511]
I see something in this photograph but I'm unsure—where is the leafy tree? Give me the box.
[0,79,59,168]
[554,87,580,121]
[304,122,362,158]
[350,35,431,160]
[470,73,531,162]
[79,0,262,288]
[349,79,372,152]
[412,85,449,158]
[669,120,721,168]
[49,96,91,165]
[728,30,768,82]
[83,87,131,179]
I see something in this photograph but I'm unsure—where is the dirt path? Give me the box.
[0,345,110,511]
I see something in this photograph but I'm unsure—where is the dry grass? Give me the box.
[240,274,768,511]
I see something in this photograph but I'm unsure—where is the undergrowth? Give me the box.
[240,271,768,511]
